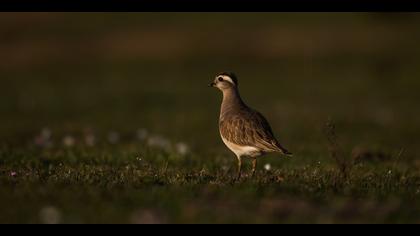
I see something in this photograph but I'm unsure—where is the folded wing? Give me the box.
[220,109,291,155]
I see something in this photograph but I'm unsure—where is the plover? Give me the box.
[209,72,292,179]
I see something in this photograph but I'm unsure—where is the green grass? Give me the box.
[1,145,419,223]
[1,13,420,224]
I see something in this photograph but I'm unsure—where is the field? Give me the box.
[1,13,420,224]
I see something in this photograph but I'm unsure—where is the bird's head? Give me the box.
[209,72,239,91]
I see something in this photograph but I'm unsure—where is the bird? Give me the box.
[209,72,292,180]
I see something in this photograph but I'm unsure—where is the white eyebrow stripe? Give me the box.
[223,76,235,85]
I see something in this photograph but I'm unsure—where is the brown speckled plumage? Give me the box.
[219,108,290,155]
[210,72,292,179]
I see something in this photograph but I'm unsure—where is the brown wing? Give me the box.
[220,109,291,154]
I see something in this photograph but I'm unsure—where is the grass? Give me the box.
[1,145,419,223]
[0,13,420,224]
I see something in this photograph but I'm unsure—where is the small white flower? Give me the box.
[63,135,75,147]
[39,206,61,224]
[41,128,52,140]
[264,163,272,171]
[130,209,163,224]
[147,135,171,151]
[175,142,190,156]
[136,129,149,141]
[85,134,96,147]
[34,128,53,148]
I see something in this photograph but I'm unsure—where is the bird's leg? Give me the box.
[236,157,242,181]
[251,158,257,177]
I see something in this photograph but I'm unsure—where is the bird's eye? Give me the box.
[218,77,224,82]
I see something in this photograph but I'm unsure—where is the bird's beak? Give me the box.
[208,82,216,87]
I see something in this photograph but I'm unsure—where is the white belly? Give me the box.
[221,136,261,158]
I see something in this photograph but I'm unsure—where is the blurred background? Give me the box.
[1,12,420,162]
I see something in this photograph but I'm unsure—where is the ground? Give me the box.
[0,13,419,223]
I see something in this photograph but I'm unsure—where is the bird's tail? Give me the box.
[273,141,293,157]
[280,148,293,157]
